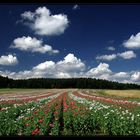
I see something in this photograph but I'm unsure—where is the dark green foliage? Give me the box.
[0,76,13,88]
[0,75,140,89]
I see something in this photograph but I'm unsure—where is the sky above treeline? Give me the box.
[0,4,140,84]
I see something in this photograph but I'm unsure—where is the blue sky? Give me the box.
[0,4,140,84]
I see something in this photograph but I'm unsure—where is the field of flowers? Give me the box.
[0,89,140,136]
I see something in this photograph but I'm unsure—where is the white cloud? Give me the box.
[123,32,140,49]
[131,72,140,82]
[21,6,69,36]
[56,53,85,73]
[0,53,139,84]
[112,72,129,79]
[10,36,59,54]
[86,63,112,80]
[107,46,115,51]
[96,50,136,62]
[32,53,86,75]
[0,54,18,66]
[86,63,140,84]
[33,61,55,71]
[72,5,80,10]
[96,54,117,61]
[32,61,56,78]
[0,53,85,79]
[117,51,136,59]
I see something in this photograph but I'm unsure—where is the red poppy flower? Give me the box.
[33,111,37,114]
[54,111,58,115]
[38,119,43,123]
[25,123,30,127]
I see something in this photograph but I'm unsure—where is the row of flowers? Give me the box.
[0,92,62,112]
[0,92,63,136]
[78,91,140,106]
[1,90,140,136]
[0,91,62,105]
[68,91,140,135]
[63,92,93,135]
[0,92,53,101]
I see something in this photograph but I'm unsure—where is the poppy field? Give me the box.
[0,89,140,136]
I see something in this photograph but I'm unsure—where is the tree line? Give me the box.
[0,75,140,89]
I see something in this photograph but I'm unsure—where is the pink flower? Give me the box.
[38,119,43,123]
[49,123,54,127]
[25,123,30,127]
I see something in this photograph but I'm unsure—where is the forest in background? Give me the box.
[0,75,140,89]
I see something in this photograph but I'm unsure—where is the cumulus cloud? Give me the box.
[33,61,55,71]
[123,32,140,49]
[0,54,18,66]
[56,53,85,73]
[32,53,86,76]
[86,64,140,84]
[0,53,140,84]
[117,51,136,59]
[96,50,136,61]
[10,36,59,54]
[112,72,129,79]
[111,72,130,83]
[0,53,85,79]
[33,53,86,78]
[96,54,117,61]
[86,63,112,80]
[72,5,80,10]
[21,6,69,36]
[131,72,140,82]
[107,46,115,51]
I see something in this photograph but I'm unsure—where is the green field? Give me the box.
[0,88,74,95]
[0,88,47,94]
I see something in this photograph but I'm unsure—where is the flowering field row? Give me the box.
[69,92,140,135]
[0,92,63,135]
[0,90,140,136]
[78,92,140,106]
[0,91,62,105]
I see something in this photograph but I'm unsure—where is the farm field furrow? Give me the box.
[0,89,140,136]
